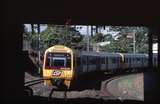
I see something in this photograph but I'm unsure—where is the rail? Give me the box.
[24,78,67,100]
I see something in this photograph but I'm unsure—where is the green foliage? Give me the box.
[92,33,105,42]
[24,25,148,53]
[25,25,83,51]
[108,26,148,53]
[91,26,148,53]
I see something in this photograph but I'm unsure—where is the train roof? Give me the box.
[122,53,148,57]
[45,45,72,53]
[76,51,121,57]
[75,51,150,58]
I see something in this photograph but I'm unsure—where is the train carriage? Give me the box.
[98,52,122,72]
[76,51,101,73]
[122,53,148,70]
[75,52,122,74]
[43,45,157,89]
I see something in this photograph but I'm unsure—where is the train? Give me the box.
[42,45,158,89]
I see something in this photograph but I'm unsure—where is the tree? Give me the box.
[108,26,148,53]
[24,24,84,52]
[92,33,105,42]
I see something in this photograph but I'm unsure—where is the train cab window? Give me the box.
[45,53,71,68]
[45,57,51,68]
[66,58,71,67]
[52,58,66,67]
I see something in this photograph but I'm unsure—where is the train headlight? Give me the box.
[66,71,72,78]
[67,50,71,53]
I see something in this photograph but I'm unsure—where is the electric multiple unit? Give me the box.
[43,45,158,89]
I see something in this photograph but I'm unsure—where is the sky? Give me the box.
[24,24,47,32]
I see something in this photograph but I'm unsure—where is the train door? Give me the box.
[86,56,89,72]
[142,57,144,68]
[96,56,100,71]
[128,57,131,68]
[93,56,97,71]
[131,57,134,69]
[117,56,121,72]
[108,56,116,72]
[134,57,138,68]
[112,57,117,72]
[133,57,136,68]
[144,57,148,67]
[137,57,141,68]
[82,55,87,73]
[106,57,108,71]
[76,56,81,74]
[88,56,96,72]
[101,57,106,71]
[108,56,112,71]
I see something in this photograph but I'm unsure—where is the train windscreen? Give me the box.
[45,53,71,69]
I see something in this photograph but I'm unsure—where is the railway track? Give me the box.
[25,71,142,101]
[100,73,129,100]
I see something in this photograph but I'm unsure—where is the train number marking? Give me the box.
[52,70,62,76]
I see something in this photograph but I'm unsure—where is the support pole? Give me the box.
[91,25,93,37]
[87,26,89,51]
[31,24,34,34]
[158,29,160,70]
[148,27,153,70]
[133,30,136,54]
[37,24,41,74]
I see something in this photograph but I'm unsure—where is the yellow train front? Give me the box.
[43,45,74,89]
